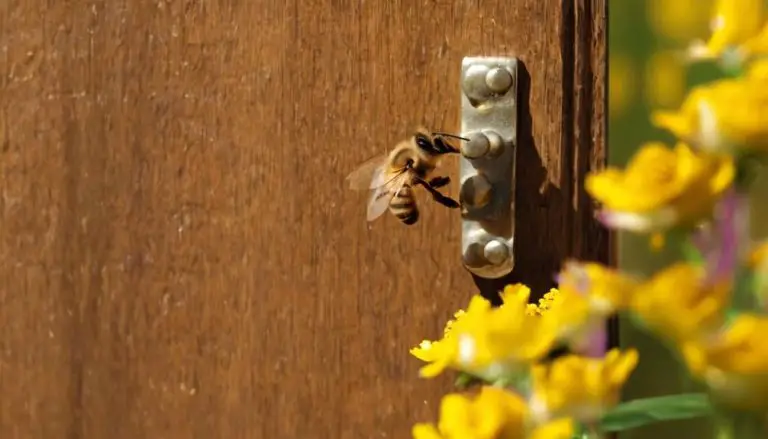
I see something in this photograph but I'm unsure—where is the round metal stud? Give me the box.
[461,133,490,159]
[461,64,492,103]
[482,131,505,158]
[462,242,487,269]
[483,239,509,265]
[461,131,506,160]
[460,174,493,209]
[485,67,513,94]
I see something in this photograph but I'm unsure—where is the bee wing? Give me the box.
[366,171,409,221]
[346,155,388,190]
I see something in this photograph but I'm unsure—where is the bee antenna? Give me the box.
[432,132,470,142]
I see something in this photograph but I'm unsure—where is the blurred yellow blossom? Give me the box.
[542,261,637,355]
[652,78,768,154]
[609,55,637,118]
[681,314,768,410]
[410,291,557,381]
[585,142,734,234]
[529,349,639,424]
[748,240,768,269]
[746,58,768,81]
[411,386,528,439]
[557,260,639,314]
[645,51,687,109]
[647,0,712,43]
[527,418,575,439]
[631,263,732,344]
[412,387,576,439]
[524,288,561,316]
[687,0,766,61]
[738,24,768,58]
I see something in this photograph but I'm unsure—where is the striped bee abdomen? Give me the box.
[388,184,419,225]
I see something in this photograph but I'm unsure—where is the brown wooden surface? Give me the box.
[0,1,606,438]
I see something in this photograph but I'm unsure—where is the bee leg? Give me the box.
[434,195,460,209]
[414,178,460,209]
[427,176,450,189]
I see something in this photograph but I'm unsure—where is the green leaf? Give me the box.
[681,238,704,265]
[600,393,714,432]
[454,372,483,389]
[569,423,587,439]
[731,266,758,312]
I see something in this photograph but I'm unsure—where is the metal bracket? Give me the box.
[458,56,518,279]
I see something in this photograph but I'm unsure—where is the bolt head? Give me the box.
[485,67,513,94]
[461,64,491,102]
[460,174,493,209]
[461,132,490,159]
[483,239,509,265]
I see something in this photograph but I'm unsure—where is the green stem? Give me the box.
[581,422,603,439]
[714,407,768,439]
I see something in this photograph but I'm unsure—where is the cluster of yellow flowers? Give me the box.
[409,268,640,439]
[587,0,768,413]
[408,1,768,437]
[589,0,768,421]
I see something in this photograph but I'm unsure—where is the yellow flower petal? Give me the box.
[412,423,444,439]
[680,314,768,410]
[705,0,765,54]
[653,78,768,154]
[530,349,638,423]
[410,290,558,381]
[416,387,528,439]
[631,263,731,344]
[587,142,734,233]
[529,418,576,439]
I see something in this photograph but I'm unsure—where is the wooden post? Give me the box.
[0,1,607,437]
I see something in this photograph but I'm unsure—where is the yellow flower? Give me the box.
[529,349,639,424]
[631,263,732,344]
[528,418,575,439]
[681,314,768,410]
[557,260,638,314]
[412,386,528,439]
[687,0,765,61]
[609,55,637,118]
[746,58,768,82]
[652,78,768,154]
[411,308,469,378]
[585,142,734,233]
[522,288,561,316]
[740,25,768,59]
[647,0,712,44]
[443,309,466,335]
[410,292,557,381]
[644,51,686,109]
[410,297,482,379]
[540,287,591,348]
[541,262,639,355]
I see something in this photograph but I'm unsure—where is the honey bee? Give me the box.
[346,128,467,225]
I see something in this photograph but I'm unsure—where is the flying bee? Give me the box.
[346,128,467,225]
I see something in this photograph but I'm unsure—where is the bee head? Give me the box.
[414,133,438,155]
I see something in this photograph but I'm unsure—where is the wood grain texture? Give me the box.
[0,1,605,438]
